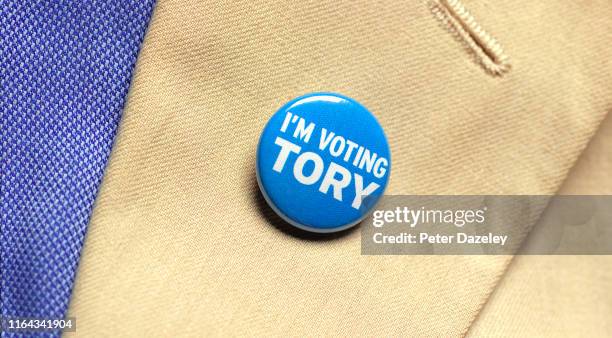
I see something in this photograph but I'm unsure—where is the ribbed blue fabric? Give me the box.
[1,1,155,337]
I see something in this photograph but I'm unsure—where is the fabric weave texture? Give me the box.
[1,1,155,337]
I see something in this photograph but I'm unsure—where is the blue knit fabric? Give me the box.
[1,1,155,337]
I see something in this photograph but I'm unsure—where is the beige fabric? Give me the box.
[68,0,612,336]
[468,114,612,337]
[560,114,612,196]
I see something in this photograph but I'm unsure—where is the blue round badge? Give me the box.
[256,93,391,233]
